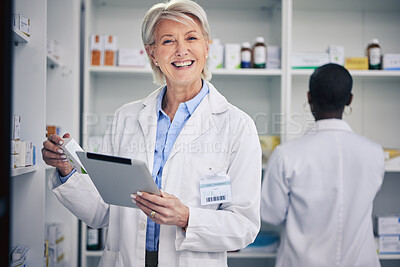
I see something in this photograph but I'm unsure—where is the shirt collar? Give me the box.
[315,118,353,132]
[156,80,209,116]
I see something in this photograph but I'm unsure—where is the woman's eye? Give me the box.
[163,39,173,44]
[188,36,197,41]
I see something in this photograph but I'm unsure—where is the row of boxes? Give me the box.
[11,115,36,169]
[292,46,400,70]
[376,215,400,254]
[90,34,148,67]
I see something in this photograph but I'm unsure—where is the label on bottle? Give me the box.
[241,50,251,68]
[254,46,266,67]
[369,47,381,68]
[87,228,99,247]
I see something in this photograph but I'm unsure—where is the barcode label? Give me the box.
[206,195,226,203]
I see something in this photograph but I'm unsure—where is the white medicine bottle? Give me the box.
[367,38,382,70]
[241,42,251,68]
[252,36,266,68]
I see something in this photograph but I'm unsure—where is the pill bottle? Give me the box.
[241,42,251,68]
[252,37,266,68]
[367,38,382,70]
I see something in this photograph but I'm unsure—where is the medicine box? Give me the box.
[345,57,368,70]
[328,45,345,66]
[12,115,21,140]
[266,46,281,69]
[47,40,60,60]
[16,141,26,168]
[377,215,400,235]
[104,35,118,66]
[224,43,241,70]
[292,53,330,69]
[383,54,400,70]
[379,236,400,254]
[117,49,146,67]
[59,138,87,174]
[11,140,20,155]
[208,39,224,70]
[25,141,33,166]
[13,14,30,37]
[90,34,104,66]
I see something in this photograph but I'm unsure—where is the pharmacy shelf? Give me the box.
[379,254,400,260]
[46,54,61,68]
[385,166,400,172]
[10,165,38,177]
[227,251,276,259]
[89,66,281,76]
[85,250,103,257]
[292,69,400,77]
[12,27,30,44]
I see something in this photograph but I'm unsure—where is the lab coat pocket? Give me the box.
[98,249,123,267]
[181,155,228,209]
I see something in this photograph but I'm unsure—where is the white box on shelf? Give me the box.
[292,53,330,69]
[47,39,60,60]
[90,34,104,66]
[16,141,26,167]
[224,43,241,70]
[104,35,118,66]
[11,154,17,169]
[117,49,146,67]
[11,140,20,155]
[18,14,30,37]
[266,46,281,69]
[379,235,400,254]
[377,215,400,235]
[208,39,224,70]
[328,45,345,66]
[12,115,21,140]
[25,141,33,166]
[59,138,87,174]
[383,54,400,70]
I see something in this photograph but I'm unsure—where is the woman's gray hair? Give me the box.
[142,0,212,85]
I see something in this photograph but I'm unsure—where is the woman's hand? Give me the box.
[132,191,189,228]
[42,133,74,176]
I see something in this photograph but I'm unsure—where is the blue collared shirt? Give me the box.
[146,81,209,251]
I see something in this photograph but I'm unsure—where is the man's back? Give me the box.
[261,119,385,267]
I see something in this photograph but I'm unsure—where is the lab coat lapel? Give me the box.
[138,89,161,171]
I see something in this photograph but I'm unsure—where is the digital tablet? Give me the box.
[76,152,160,208]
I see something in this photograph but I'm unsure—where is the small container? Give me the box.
[241,42,251,68]
[367,38,382,70]
[252,37,266,68]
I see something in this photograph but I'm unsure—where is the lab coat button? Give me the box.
[140,223,145,230]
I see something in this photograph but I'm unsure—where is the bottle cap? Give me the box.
[369,38,379,45]
[255,36,265,44]
[241,42,251,49]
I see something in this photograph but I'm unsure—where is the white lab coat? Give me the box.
[261,119,385,267]
[49,82,261,267]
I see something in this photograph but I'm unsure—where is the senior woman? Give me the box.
[42,0,261,266]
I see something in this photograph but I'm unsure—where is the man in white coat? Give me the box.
[42,1,261,266]
[261,63,385,267]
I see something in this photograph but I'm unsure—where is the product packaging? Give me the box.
[59,138,87,174]
[208,39,224,70]
[224,43,241,70]
[377,215,400,236]
[12,115,21,140]
[14,14,30,36]
[379,236,400,254]
[117,49,146,67]
[16,141,26,168]
[383,54,400,70]
[266,46,281,69]
[104,35,118,66]
[91,34,104,66]
[292,53,330,69]
[344,57,368,70]
[328,45,345,65]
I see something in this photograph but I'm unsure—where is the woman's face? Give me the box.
[148,16,209,87]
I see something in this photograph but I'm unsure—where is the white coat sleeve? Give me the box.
[175,115,262,252]
[48,113,121,229]
[260,146,290,225]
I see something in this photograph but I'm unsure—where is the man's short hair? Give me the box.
[309,63,353,111]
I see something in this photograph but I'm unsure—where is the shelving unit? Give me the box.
[80,0,400,266]
[46,54,61,68]
[12,27,29,44]
[10,165,38,177]
[11,0,81,266]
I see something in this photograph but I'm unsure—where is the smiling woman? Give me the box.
[43,1,262,267]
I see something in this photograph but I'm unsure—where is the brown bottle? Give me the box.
[367,38,382,70]
[252,37,266,68]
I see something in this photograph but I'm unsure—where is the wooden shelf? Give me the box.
[11,165,38,177]
[12,27,30,44]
